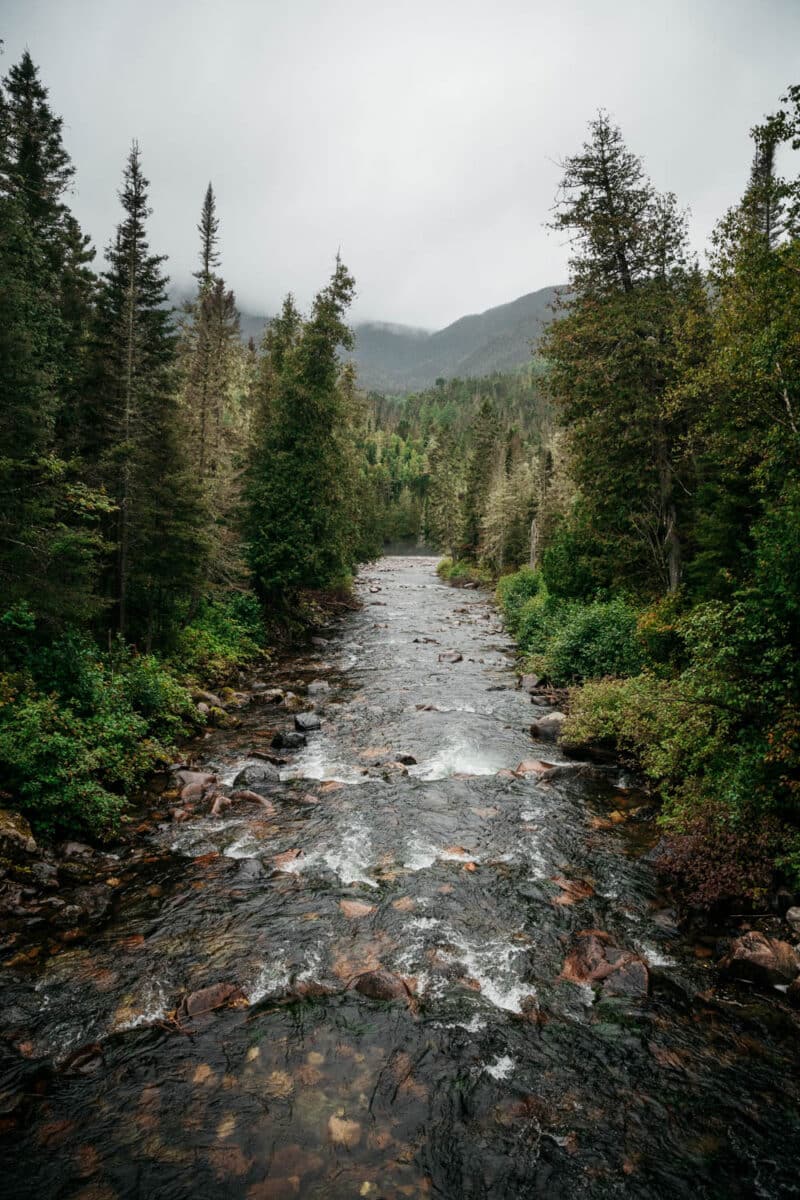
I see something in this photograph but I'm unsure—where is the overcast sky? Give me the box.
[3,0,799,327]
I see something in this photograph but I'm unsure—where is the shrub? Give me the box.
[436,558,492,586]
[172,593,266,681]
[544,597,644,684]
[495,568,543,635]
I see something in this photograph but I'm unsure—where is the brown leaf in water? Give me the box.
[462,862,477,872]
[551,875,594,906]
[76,1144,102,1178]
[391,897,415,912]
[328,1113,362,1148]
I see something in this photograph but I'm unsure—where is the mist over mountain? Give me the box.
[237,285,561,393]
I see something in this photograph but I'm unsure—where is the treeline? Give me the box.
[452,97,800,906]
[360,370,555,554]
[0,53,371,835]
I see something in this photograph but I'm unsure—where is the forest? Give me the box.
[1,48,799,911]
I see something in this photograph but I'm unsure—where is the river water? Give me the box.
[1,556,799,1198]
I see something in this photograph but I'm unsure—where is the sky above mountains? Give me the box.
[3,0,799,327]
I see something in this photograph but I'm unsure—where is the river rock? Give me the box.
[307,680,330,696]
[785,907,800,937]
[395,753,417,766]
[295,712,322,733]
[0,810,37,855]
[192,689,224,709]
[272,731,307,750]
[519,673,541,693]
[561,930,649,998]
[339,899,376,919]
[530,713,567,743]
[719,931,800,987]
[351,969,413,1003]
[234,762,280,789]
[514,759,556,777]
[174,769,217,791]
[438,651,463,663]
[177,982,246,1019]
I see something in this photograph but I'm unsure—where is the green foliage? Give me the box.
[545,597,644,684]
[540,512,609,600]
[172,593,267,681]
[436,558,492,586]
[0,631,196,837]
[495,567,542,634]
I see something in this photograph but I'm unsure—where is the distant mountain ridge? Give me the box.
[237,284,562,394]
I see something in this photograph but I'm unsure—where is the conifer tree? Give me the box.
[244,258,361,600]
[462,398,501,557]
[92,143,205,645]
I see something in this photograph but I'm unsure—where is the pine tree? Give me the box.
[462,398,501,557]
[92,143,206,645]
[196,182,220,284]
[424,434,463,558]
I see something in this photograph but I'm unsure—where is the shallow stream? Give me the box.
[1,556,798,1198]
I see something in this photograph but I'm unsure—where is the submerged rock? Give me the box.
[719,931,800,988]
[177,982,246,1019]
[351,969,413,1003]
[272,731,306,750]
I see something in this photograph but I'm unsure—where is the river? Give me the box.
[1,555,798,1198]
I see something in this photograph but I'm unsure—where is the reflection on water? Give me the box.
[0,557,799,1199]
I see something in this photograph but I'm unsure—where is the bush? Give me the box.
[540,513,609,601]
[0,632,198,838]
[436,558,492,586]
[172,593,267,682]
[545,597,644,684]
[495,568,542,635]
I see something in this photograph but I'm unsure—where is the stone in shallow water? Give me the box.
[720,931,800,987]
[295,712,322,733]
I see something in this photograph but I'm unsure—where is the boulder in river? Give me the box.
[272,731,307,750]
[514,759,556,777]
[234,762,280,789]
[438,651,463,663]
[561,930,649,998]
[295,712,322,733]
[530,712,567,743]
[519,673,541,693]
[719,931,800,987]
[351,969,414,1003]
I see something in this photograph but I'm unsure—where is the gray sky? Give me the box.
[3,0,799,327]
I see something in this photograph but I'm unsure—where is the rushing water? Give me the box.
[1,556,799,1198]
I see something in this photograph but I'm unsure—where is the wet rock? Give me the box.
[785,907,800,937]
[230,790,276,812]
[192,689,224,708]
[0,810,37,855]
[530,713,567,743]
[351,969,413,1003]
[307,680,330,696]
[438,651,463,663]
[177,982,246,1019]
[551,875,594,906]
[519,673,541,693]
[174,769,216,791]
[719,931,800,987]
[561,930,649,998]
[395,753,417,766]
[181,778,216,802]
[381,761,409,777]
[294,712,321,734]
[236,859,265,880]
[197,701,210,715]
[271,731,306,751]
[210,794,232,817]
[61,840,93,858]
[513,759,556,777]
[311,636,329,647]
[273,848,303,870]
[234,762,280,788]
[61,1043,105,1075]
[251,687,285,705]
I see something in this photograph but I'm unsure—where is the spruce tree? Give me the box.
[244,258,361,600]
[92,143,206,645]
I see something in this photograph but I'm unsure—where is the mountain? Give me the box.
[236,284,562,394]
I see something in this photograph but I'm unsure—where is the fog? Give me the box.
[3,0,798,326]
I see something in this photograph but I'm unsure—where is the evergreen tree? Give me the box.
[92,143,205,645]
[424,433,463,558]
[544,113,708,593]
[462,398,501,557]
[245,258,361,600]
